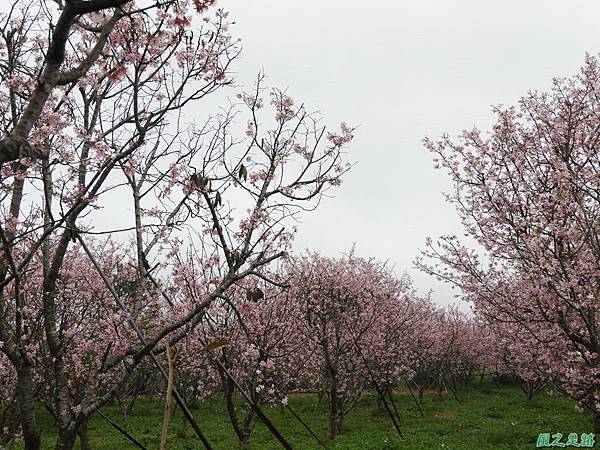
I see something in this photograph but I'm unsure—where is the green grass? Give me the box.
[11,382,594,449]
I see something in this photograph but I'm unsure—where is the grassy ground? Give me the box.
[12,382,593,449]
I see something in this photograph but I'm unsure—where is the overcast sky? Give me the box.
[219,0,600,306]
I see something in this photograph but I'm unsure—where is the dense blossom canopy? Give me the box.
[418,55,600,423]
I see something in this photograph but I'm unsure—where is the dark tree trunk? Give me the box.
[314,390,323,412]
[465,368,473,385]
[239,407,257,449]
[418,386,424,405]
[16,364,41,450]
[327,384,343,440]
[78,418,91,450]
[126,390,141,414]
[55,427,77,450]
[222,374,254,447]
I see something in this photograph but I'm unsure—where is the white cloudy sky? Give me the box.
[220,0,600,306]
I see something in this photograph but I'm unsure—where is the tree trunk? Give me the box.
[223,376,247,445]
[492,372,499,386]
[327,386,343,440]
[418,387,424,405]
[327,406,342,440]
[55,428,77,450]
[78,418,90,450]
[239,405,257,448]
[16,364,41,450]
[126,389,141,415]
[314,391,323,412]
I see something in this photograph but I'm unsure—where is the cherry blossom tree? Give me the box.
[0,1,354,448]
[406,306,484,401]
[286,251,415,440]
[401,300,442,403]
[417,54,600,431]
[0,1,232,447]
[485,321,551,400]
[187,279,305,447]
